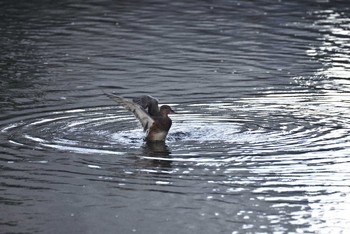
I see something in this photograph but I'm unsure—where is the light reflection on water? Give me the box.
[1,0,350,233]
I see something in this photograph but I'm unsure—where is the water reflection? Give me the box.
[300,8,350,233]
[307,9,350,102]
[140,142,173,168]
[142,141,171,156]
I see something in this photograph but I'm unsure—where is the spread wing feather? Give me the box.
[105,93,154,132]
[132,95,160,116]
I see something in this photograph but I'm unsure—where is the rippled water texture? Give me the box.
[1,0,350,233]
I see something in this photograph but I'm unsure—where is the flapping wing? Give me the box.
[132,95,160,117]
[106,93,154,132]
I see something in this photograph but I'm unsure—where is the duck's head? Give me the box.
[160,105,176,115]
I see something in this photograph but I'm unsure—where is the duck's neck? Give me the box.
[159,111,169,117]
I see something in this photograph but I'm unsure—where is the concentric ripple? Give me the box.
[1,98,350,234]
[1,107,134,155]
[2,96,350,163]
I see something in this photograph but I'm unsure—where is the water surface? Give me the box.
[1,0,350,233]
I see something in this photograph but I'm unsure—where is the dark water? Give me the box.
[1,0,350,233]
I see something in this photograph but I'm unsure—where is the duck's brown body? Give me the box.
[106,94,175,142]
[146,107,173,141]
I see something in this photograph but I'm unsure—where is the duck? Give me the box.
[105,93,176,142]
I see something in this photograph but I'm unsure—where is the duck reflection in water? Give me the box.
[143,141,171,156]
[139,141,172,168]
